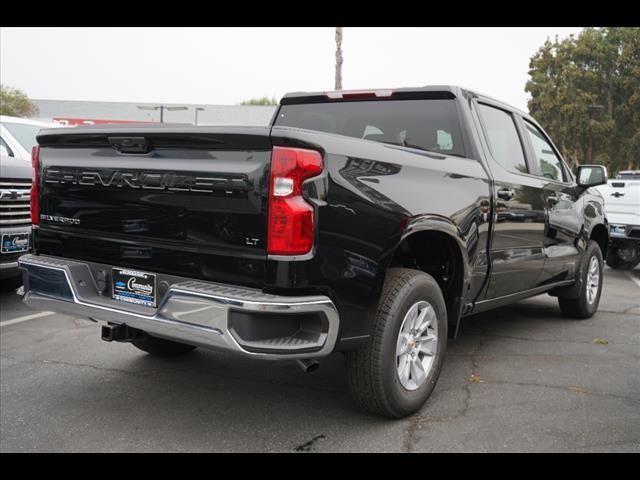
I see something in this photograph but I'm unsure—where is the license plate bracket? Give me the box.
[112,268,157,308]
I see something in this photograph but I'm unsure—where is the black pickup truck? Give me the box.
[20,86,609,418]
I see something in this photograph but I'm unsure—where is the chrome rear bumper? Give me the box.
[18,254,339,359]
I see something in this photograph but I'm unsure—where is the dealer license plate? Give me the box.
[112,268,157,307]
[1,233,30,254]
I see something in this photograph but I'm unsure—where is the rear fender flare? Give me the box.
[381,214,471,337]
[391,214,471,282]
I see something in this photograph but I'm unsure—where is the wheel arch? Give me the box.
[589,223,609,260]
[384,215,470,339]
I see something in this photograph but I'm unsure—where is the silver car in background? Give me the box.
[0,154,32,288]
[0,116,62,289]
[1,115,61,161]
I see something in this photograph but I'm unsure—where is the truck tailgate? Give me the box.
[35,126,271,288]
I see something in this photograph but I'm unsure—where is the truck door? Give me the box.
[520,118,581,283]
[476,103,546,299]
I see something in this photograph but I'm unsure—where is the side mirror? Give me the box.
[576,165,608,188]
[0,144,10,157]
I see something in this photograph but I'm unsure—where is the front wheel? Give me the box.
[558,240,604,319]
[345,268,447,418]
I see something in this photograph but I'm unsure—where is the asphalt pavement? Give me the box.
[1,267,639,452]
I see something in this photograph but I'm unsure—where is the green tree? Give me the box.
[0,84,38,117]
[240,96,278,106]
[526,28,640,175]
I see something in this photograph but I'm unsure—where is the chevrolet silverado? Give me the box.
[19,86,609,417]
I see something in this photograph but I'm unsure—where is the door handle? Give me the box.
[497,188,515,201]
[547,193,559,205]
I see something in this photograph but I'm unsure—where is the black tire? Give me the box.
[132,332,197,356]
[605,244,640,270]
[558,240,604,319]
[345,268,447,418]
[1,275,23,292]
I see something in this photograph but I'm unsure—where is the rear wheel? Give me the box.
[345,268,447,418]
[558,240,603,319]
[132,332,197,356]
[606,242,640,270]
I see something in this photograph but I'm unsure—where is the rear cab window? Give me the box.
[274,99,467,158]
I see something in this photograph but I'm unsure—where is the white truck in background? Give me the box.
[595,170,640,270]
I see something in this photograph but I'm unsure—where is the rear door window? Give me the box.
[477,104,528,174]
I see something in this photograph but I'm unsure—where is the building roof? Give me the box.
[31,99,277,126]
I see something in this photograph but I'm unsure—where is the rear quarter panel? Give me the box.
[268,127,491,346]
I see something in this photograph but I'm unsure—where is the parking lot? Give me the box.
[1,267,638,452]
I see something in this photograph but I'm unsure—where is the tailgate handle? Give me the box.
[108,136,151,154]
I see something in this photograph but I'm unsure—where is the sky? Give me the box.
[0,27,583,112]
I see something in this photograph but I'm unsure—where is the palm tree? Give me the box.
[335,27,343,90]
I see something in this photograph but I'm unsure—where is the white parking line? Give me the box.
[0,311,55,327]
[626,272,640,289]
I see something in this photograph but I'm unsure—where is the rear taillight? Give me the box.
[267,146,323,256]
[31,145,40,225]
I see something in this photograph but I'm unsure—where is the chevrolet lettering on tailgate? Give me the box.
[43,167,248,193]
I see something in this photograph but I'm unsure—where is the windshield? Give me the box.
[617,171,640,180]
[2,122,44,152]
[275,99,466,158]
